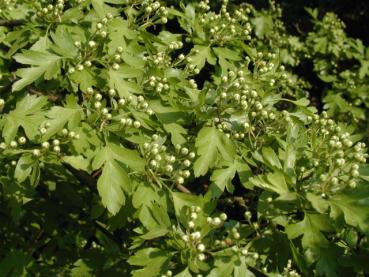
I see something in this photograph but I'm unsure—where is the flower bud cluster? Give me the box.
[146,75,170,94]
[211,69,279,140]
[142,1,168,24]
[95,13,114,38]
[36,0,65,21]
[143,136,195,185]
[0,126,79,160]
[196,1,253,44]
[283,259,300,277]
[149,52,171,67]
[301,112,367,195]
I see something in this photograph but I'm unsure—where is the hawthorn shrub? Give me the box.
[0,0,369,276]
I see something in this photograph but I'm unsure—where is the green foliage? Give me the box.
[0,0,368,276]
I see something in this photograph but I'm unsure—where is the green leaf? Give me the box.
[286,213,333,259]
[249,171,292,197]
[13,50,61,91]
[108,18,136,51]
[14,154,34,183]
[97,159,129,215]
[190,45,216,70]
[252,14,273,38]
[328,186,369,234]
[108,68,142,98]
[128,248,171,277]
[62,155,89,171]
[316,244,345,277]
[210,160,242,194]
[262,147,282,169]
[172,192,216,225]
[163,123,188,145]
[0,250,31,277]
[2,94,48,142]
[194,126,236,177]
[108,143,146,171]
[175,268,192,277]
[42,96,82,140]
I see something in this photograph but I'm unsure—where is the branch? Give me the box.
[62,162,97,191]
[176,183,192,194]
[0,19,25,27]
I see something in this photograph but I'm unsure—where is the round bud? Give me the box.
[241,249,248,256]
[244,211,252,219]
[165,165,173,173]
[18,137,26,145]
[150,160,157,167]
[40,128,47,135]
[177,176,185,184]
[181,147,189,155]
[212,217,221,226]
[88,41,96,48]
[94,101,102,109]
[197,244,205,252]
[112,63,120,70]
[76,64,84,71]
[10,141,18,148]
[42,141,50,149]
[219,213,227,221]
[198,253,205,261]
[33,149,41,157]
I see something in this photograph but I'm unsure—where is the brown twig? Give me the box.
[0,19,25,27]
[176,183,191,194]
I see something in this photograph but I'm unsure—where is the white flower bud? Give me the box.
[76,64,84,71]
[18,137,26,145]
[165,165,173,172]
[94,101,102,109]
[33,149,41,157]
[150,160,157,167]
[112,63,120,70]
[88,41,96,48]
[191,231,201,240]
[197,243,205,252]
[212,217,221,226]
[219,213,227,221]
[42,141,50,149]
[10,141,18,148]
[198,253,205,261]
